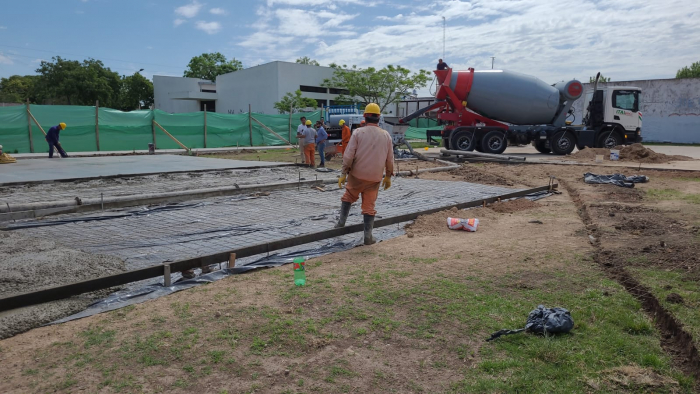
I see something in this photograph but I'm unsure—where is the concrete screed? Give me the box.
[11,178,521,270]
[0,154,290,185]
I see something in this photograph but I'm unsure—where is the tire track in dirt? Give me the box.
[559,177,700,384]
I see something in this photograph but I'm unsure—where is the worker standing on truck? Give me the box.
[296,116,307,164]
[338,119,351,155]
[302,119,317,168]
[315,120,328,167]
[46,122,69,158]
[436,59,448,70]
[335,103,394,245]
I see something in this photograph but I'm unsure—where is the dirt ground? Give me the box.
[569,143,695,164]
[0,161,698,392]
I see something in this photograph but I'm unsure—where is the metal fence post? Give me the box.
[26,99,34,153]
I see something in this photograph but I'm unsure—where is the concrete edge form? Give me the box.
[0,183,557,312]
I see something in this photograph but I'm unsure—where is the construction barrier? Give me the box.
[0,104,438,154]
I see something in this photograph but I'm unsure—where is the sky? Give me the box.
[1,0,699,96]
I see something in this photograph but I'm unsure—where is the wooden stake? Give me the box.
[27,109,59,154]
[229,253,236,268]
[95,100,100,151]
[248,104,253,147]
[153,120,189,151]
[26,99,34,153]
[203,104,208,148]
[251,115,292,145]
[151,109,157,149]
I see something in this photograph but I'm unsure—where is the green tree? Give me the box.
[117,72,154,111]
[322,64,431,113]
[676,61,700,79]
[589,74,611,82]
[34,56,122,106]
[273,89,318,114]
[0,75,39,103]
[183,52,243,81]
[296,57,319,66]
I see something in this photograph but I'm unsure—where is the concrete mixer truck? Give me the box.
[399,68,642,155]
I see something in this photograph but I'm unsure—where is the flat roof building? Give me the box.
[153,61,344,115]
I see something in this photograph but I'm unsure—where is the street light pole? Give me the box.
[490,57,495,69]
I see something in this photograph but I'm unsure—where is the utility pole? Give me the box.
[490,56,495,69]
[442,17,446,60]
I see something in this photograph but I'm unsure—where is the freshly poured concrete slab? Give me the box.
[0,155,291,185]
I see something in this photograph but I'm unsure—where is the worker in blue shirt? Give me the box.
[437,59,448,70]
[315,120,328,167]
[46,122,69,158]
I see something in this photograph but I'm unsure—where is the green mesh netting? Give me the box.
[0,104,325,153]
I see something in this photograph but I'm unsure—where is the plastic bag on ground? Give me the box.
[486,304,574,341]
[583,172,649,188]
[447,217,479,231]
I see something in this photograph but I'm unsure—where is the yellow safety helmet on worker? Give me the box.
[363,103,381,125]
[59,122,67,130]
[305,119,312,125]
[339,119,345,125]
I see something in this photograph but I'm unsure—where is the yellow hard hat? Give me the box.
[59,122,67,130]
[364,103,381,115]
[339,119,345,125]
[305,120,312,125]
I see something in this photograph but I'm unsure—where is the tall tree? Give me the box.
[589,74,611,82]
[0,75,39,103]
[34,56,121,106]
[118,72,154,111]
[273,90,318,114]
[183,52,243,81]
[322,64,431,112]
[676,61,700,79]
[296,57,320,66]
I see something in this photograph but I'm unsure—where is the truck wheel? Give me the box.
[450,130,476,151]
[533,140,551,154]
[597,131,622,149]
[551,131,576,155]
[481,130,507,154]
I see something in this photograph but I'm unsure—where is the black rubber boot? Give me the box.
[335,201,351,228]
[363,214,376,245]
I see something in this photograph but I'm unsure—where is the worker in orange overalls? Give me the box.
[302,119,317,167]
[335,103,394,245]
[338,119,351,156]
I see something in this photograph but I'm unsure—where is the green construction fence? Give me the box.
[0,104,436,154]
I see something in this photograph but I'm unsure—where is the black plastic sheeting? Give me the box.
[50,226,405,324]
[486,305,574,341]
[583,172,649,188]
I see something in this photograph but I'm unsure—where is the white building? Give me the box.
[153,61,344,115]
[153,76,217,113]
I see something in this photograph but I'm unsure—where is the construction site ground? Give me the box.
[1,150,699,392]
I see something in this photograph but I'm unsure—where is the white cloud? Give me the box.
[195,21,221,34]
[238,0,700,85]
[0,26,7,30]
[175,1,203,18]
[210,7,227,15]
[173,18,186,27]
[0,53,13,65]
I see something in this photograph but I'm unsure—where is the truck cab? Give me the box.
[581,86,642,149]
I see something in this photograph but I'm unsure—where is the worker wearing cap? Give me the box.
[46,122,68,158]
[338,119,351,156]
[302,120,318,167]
[336,103,393,245]
[296,116,307,163]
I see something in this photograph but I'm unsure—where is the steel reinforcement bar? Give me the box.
[0,183,556,312]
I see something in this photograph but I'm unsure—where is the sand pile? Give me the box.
[490,199,540,214]
[571,144,693,164]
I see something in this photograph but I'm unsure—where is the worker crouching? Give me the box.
[335,103,394,245]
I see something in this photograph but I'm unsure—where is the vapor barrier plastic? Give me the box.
[50,226,405,324]
[583,172,649,188]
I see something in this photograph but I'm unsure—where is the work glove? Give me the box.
[338,173,347,189]
[382,175,391,190]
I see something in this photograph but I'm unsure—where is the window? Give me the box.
[329,88,349,95]
[612,90,638,112]
[201,89,216,93]
[300,85,327,94]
